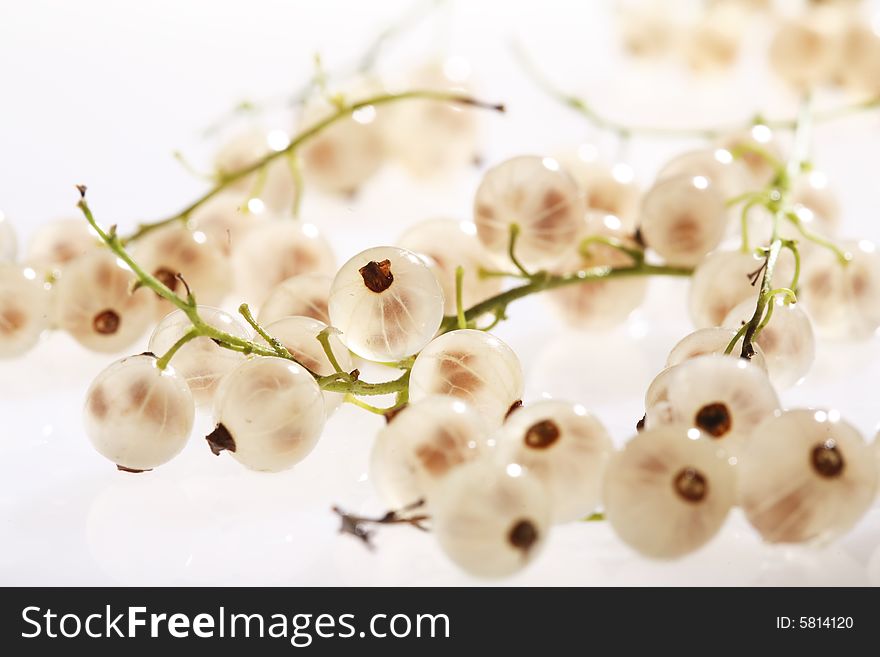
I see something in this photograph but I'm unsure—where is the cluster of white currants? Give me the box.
[618,0,880,92]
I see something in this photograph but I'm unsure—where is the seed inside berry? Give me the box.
[92,309,120,335]
[359,259,394,293]
[811,439,845,478]
[524,419,560,449]
[507,519,539,554]
[695,401,731,437]
[674,467,708,502]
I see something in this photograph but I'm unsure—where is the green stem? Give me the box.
[317,327,346,374]
[507,224,531,277]
[784,211,851,265]
[122,90,504,244]
[287,150,303,219]
[579,234,644,264]
[344,393,401,415]
[156,328,199,370]
[238,303,295,361]
[454,266,467,330]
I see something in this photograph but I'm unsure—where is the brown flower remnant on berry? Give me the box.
[505,399,523,419]
[359,259,394,293]
[695,402,732,438]
[92,309,120,335]
[153,267,179,293]
[811,440,845,478]
[508,519,539,555]
[674,467,708,503]
[117,464,151,474]
[524,419,560,449]
[206,423,237,455]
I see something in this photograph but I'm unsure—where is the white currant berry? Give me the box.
[800,240,880,339]
[131,225,231,316]
[681,5,744,73]
[26,218,99,274]
[791,170,840,235]
[0,211,16,262]
[716,125,782,188]
[369,396,490,510]
[603,425,736,559]
[432,460,551,578]
[646,355,780,458]
[0,263,51,358]
[638,174,727,267]
[214,128,297,212]
[473,155,582,268]
[233,220,336,307]
[688,250,763,328]
[835,20,880,94]
[739,409,878,544]
[207,357,325,472]
[398,219,502,315]
[769,14,840,89]
[383,60,478,177]
[148,306,249,406]
[258,316,353,413]
[257,273,332,325]
[409,329,523,429]
[557,150,641,228]
[722,298,815,388]
[644,365,678,411]
[656,148,748,199]
[84,353,195,472]
[545,213,647,330]
[495,400,613,523]
[54,250,156,352]
[187,191,264,257]
[298,80,386,195]
[618,2,676,58]
[666,327,768,371]
[328,246,443,362]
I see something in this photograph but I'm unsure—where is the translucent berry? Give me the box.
[557,150,641,229]
[769,14,839,89]
[369,396,490,510]
[495,400,613,523]
[329,246,443,362]
[208,357,325,472]
[473,155,582,268]
[54,250,156,352]
[148,306,249,406]
[84,354,195,472]
[409,329,523,429]
[657,148,748,199]
[214,128,297,212]
[0,263,51,358]
[791,170,840,235]
[432,460,551,578]
[257,273,332,325]
[739,409,878,544]
[397,219,502,315]
[688,250,763,328]
[682,5,744,73]
[258,316,353,413]
[666,327,767,371]
[187,191,264,257]
[603,426,736,559]
[716,125,782,188]
[26,218,99,275]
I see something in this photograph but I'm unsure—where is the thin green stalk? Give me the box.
[316,328,346,374]
[507,224,531,277]
[454,266,467,330]
[238,303,294,361]
[784,211,851,265]
[579,234,644,264]
[155,328,199,370]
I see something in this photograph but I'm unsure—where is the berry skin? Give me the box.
[739,409,878,544]
[0,211,16,262]
[148,306,249,406]
[0,263,51,358]
[722,298,815,388]
[214,128,297,213]
[666,327,768,372]
[791,170,840,236]
[187,191,265,257]
[329,246,444,362]
[546,213,647,330]
[688,250,763,328]
[716,125,782,188]
[257,273,332,325]
[835,20,880,95]
[557,151,641,229]
[232,220,336,308]
[26,218,99,275]
[432,460,551,578]
[645,365,678,411]
[799,240,880,340]
[298,80,387,195]
[657,148,748,199]
[369,396,490,510]
[638,174,727,267]
[473,155,582,269]
[768,13,839,90]
[409,329,523,429]
[646,355,779,458]
[208,357,325,472]
[131,225,231,316]
[84,354,195,472]
[494,400,613,523]
[618,2,675,59]
[383,60,478,177]
[258,316,353,413]
[682,5,744,73]
[54,250,156,353]
[397,218,502,315]
[603,426,736,559]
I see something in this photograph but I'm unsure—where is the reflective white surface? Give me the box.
[2,0,880,585]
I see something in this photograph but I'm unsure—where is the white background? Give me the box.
[2,0,880,585]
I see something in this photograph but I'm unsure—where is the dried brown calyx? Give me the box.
[695,402,732,438]
[154,267,179,292]
[93,309,120,335]
[524,419,560,449]
[674,467,708,503]
[811,439,845,478]
[508,519,539,555]
[359,260,394,293]
[206,423,236,455]
[116,464,151,474]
